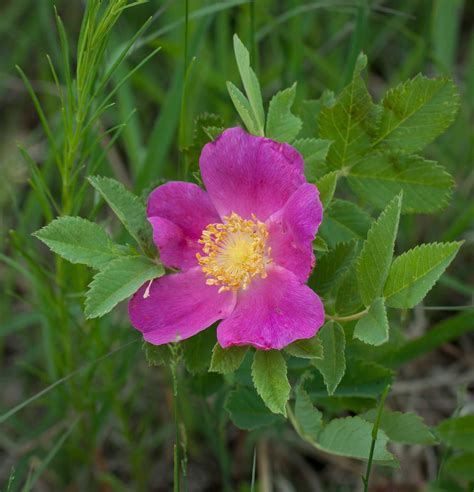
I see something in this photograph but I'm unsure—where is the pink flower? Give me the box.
[129,127,325,350]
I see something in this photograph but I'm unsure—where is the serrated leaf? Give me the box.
[334,267,364,315]
[384,242,462,309]
[233,34,265,135]
[34,216,122,269]
[362,409,437,445]
[319,54,376,170]
[225,386,283,430]
[293,138,332,181]
[318,416,394,462]
[210,344,248,374]
[374,75,460,153]
[226,81,259,135]
[143,341,171,367]
[316,171,338,208]
[266,83,302,142]
[182,328,216,374]
[357,193,402,306]
[85,256,163,318]
[295,385,323,440]
[354,297,389,346]
[252,350,290,415]
[308,359,393,399]
[184,113,225,174]
[285,337,323,359]
[347,153,454,214]
[312,321,346,396]
[319,199,372,248]
[311,240,358,296]
[313,236,329,253]
[298,91,335,138]
[88,176,154,254]
[437,415,474,452]
[203,126,224,140]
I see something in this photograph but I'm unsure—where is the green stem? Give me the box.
[325,309,369,322]
[179,0,190,177]
[173,444,180,492]
[249,0,256,68]
[363,385,390,492]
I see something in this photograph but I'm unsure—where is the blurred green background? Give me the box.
[1,1,473,490]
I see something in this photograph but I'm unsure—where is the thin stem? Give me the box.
[325,309,369,322]
[257,440,272,492]
[179,0,190,176]
[250,446,257,492]
[363,385,390,492]
[170,347,180,492]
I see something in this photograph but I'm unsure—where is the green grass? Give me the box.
[0,0,472,490]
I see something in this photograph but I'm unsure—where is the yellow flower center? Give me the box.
[196,212,272,293]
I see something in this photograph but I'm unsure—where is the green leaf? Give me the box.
[298,91,335,138]
[184,113,225,174]
[232,34,265,135]
[334,267,364,316]
[226,81,259,135]
[357,193,402,306]
[313,236,329,253]
[347,153,454,214]
[266,82,302,142]
[210,344,248,374]
[252,350,290,415]
[88,176,154,254]
[182,328,216,374]
[318,416,394,462]
[308,359,393,399]
[293,138,332,181]
[444,453,474,481]
[319,199,372,248]
[362,409,437,445]
[316,171,338,208]
[384,242,462,309]
[311,240,358,296]
[84,256,164,318]
[373,75,460,153]
[295,385,323,440]
[285,337,323,359]
[353,297,389,346]
[437,415,474,452]
[319,54,376,170]
[312,322,346,396]
[34,216,122,270]
[204,126,224,141]
[225,386,283,430]
[143,342,171,367]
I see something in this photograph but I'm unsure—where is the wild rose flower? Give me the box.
[129,127,325,350]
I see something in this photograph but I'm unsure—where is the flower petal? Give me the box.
[148,217,200,270]
[217,266,325,350]
[267,183,323,281]
[147,182,220,269]
[129,267,236,345]
[200,127,306,221]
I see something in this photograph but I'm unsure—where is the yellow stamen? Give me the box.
[197,212,271,293]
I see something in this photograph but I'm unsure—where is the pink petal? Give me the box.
[217,266,325,350]
[129,267,236,345]
[200,127,306,221]
[147,182,220,269]
[267,183,323,281]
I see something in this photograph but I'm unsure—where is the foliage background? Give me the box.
[0,0,473,491]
